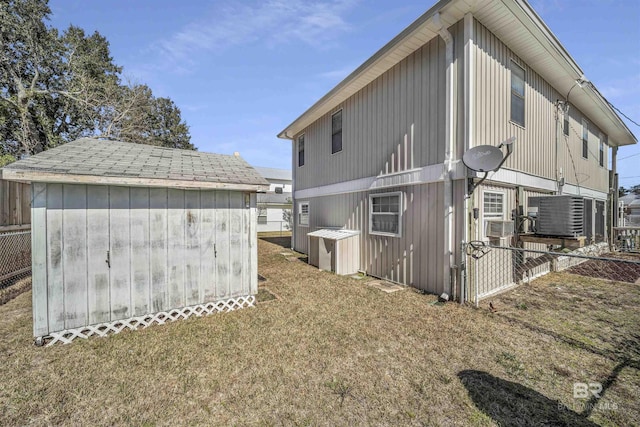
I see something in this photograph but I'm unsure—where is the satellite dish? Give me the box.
[462,145,505,172]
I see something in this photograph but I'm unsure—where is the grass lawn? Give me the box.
[1,237,638,426]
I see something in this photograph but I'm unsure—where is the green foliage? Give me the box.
[0,0,193,156]
[0,154,16,167]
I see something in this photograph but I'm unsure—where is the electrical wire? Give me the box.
[617,152,640,161]
[607,102,640,127]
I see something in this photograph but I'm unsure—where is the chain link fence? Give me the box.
[0,230,31,290]
[257,220,292,237]
[465,242,640,303]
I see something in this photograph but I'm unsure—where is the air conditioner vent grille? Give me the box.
[529,195,584,237]
[486,220,514,238]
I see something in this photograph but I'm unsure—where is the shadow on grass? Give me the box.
[458,370,598,427]
[259,236,292,249]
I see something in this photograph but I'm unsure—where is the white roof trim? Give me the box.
[0,169,270,192]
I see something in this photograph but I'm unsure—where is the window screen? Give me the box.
[298,202,309,226]
[332,110,342,154]
[298,134,305,167]
[510,61,525,127]
[370,193,401,236]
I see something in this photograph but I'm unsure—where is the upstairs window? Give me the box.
[298,134,305,167]
[600,134,606,167]
[563,110,569,136]
[510,60,525,127]
[582,119,588,159]
[298,202,309,226]
[369,193,402,237]
[331,110,343,154]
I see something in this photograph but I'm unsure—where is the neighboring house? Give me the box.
[254,166,293,233]
[278,0,637,299]
[0,138,269,345]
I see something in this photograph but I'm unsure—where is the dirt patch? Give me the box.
[259,236,292,249]
[0,277,31,306]
[566,258,640,283]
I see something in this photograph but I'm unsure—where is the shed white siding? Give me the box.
[31,183,257,337]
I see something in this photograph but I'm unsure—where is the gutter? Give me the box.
[434,12,454,298]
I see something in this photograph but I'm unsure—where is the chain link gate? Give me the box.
[463,241,640,305]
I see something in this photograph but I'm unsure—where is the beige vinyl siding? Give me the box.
[473,19,609,193]
[293,35,448,191]
[293,182,447,295]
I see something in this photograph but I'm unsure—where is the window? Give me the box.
[510,60,525,127]
[599,133,606,167]
[298,202,309,226]
[582,119,588,159]
[257,207,267,224]
[275,187,283,194]
[331,110,342,154]
[563,110,569,136]
[298,134,305,167]
[369,192,402,237]
[483,191,505,237]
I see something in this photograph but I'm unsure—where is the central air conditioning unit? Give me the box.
[486,220,514,238]
[529,195,584,237]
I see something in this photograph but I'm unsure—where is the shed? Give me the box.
[307,229,360,275]
[0,138,269,345]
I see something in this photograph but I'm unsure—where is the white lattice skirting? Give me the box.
[40,295,255,346]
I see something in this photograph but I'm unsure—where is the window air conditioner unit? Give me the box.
[486,220,514,238]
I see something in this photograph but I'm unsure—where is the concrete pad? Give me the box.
[367,280,406,293]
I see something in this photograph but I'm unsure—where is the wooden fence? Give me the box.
[0,179,30,230]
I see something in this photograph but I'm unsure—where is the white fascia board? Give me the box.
[294,161,466,199]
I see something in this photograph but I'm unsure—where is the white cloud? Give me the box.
[155,0,358,64]
[317,64,358,81]
[599,73,640,99]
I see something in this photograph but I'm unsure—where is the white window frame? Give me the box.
[331,109,343,155]
[298,201,309,227]
[369,192,402,237]
[582,118,589,159]
[599,132,606,168]
[510,60,525,128]
[482,190,506,239]
[298,134,305,167]
[257,206,267,224]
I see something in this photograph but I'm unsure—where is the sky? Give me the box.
[47,0,640,184]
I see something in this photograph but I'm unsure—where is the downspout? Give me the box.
[462,12,474,304]
[282,130,295,250]
[610,146,618,249]
[434,12,454,298]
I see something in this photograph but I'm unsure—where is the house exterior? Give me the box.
[278,0,637,300]
[254,166,293,234]
[0,138,269,345]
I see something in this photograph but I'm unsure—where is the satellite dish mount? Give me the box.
[462,137,515,195]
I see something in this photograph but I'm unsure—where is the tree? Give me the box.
[0,0,193,156]
[282,197,293,231]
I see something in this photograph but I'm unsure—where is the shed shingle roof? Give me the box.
[1,138,270,191]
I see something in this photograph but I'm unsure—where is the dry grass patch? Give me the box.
[0,239,638,426]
